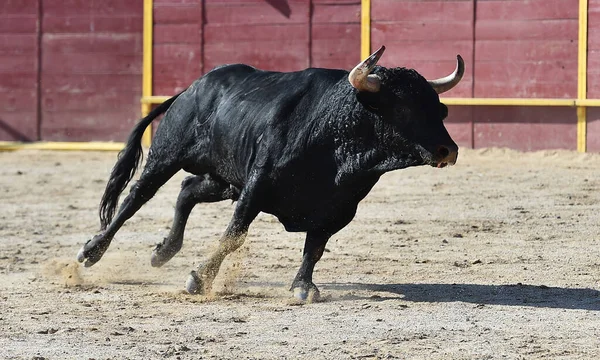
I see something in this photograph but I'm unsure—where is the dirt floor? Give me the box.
[1,148,600,359]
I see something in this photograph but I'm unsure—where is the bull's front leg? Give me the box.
[151,175,239,268]
[185,172,263,295]
[290,231,331,302]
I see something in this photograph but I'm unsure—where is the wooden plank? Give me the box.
[204,23,306,42]
[90,0,142,15]
[153,44,202,70]
[586,108,600,152]
[312,2,360,23]
[474,80,576,99]
[372,0,473,22]
[311,23,360,70]
[477,0,578,21]
[153,3,203,24]
[0,54,37,73]
[586,49,600,98]
[42,51,141,74]
[476,19,577,41]
[205,2,309,25]
[476,40,577,61]
[0,34,37,54]
[312,0,359,4]
[39,1,143,142]
[0,89,37,110]
[42,74,141,94]
[372,21,473,42]
[0,112,38,142]
[0,0,39,141]
[43,15,142,33]
[589,0,600,99]
[43,0,140,16]
[0,17,38,34]
[204,39,309,72]
[154,0,201,4]
[153,43,202,94]
[0,0,38,15]
[41,92,139,112]
[41,110,140,142]
[475,61,577,83]
[586,11,600,50]
[444,106,473,148]
[42,0,92,16]
[152,1,203,97]
[0,73,37,91]
[374,40,473,64]
[154,24,202,44]
[473,106,576,151]
[43,33,142,54]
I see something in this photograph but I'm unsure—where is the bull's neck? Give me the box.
[325,88,423,185]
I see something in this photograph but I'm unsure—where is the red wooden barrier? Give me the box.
[0,0,595,151]
[0,0,40,141]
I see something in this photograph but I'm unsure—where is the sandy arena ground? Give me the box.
[1,148,600,359]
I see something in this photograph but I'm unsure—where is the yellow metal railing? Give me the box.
[577,0,589,152]
[141,0,154,148]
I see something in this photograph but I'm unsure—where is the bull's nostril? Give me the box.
[437,146,450,159]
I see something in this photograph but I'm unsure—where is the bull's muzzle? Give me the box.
[434,144,459,168]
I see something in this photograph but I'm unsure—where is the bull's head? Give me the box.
[348,46,463,169]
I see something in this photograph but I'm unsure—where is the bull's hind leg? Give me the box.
[151,174,240,267]
[290,231,331,301]
[77,163,180,267]
[185,172,264,295]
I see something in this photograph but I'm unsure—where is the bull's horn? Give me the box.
[428,55,464,94]
[348,46,386,92]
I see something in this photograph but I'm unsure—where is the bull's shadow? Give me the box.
[323,282,600,311]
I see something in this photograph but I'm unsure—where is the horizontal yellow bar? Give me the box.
[441,98,575,106]
[143,95,600,107]
[576,99,600,107]
[0,141,124,151]
[141,96,171,104]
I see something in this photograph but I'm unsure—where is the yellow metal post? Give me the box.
[141,0,154,148]
[577,0,588,152]
[360,0,371,59]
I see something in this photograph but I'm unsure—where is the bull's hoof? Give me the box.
[150,240,179,268]
[76,235,109,267]
[185,271,206,295]
[291,282,321,303]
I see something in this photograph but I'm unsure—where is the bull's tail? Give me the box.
[98,92,182,230]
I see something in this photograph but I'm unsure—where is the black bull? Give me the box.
[77,46,464,300]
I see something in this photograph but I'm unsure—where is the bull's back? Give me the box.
[199,65,349,185]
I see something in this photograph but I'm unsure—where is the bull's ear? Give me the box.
[348,46,385,92]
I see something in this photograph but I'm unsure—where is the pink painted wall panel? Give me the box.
[586,108,600,152]
[473,107,577,151]
[0,0,39,141]
[444,106,473,149]
[40,1,143,142]
[588,0,600,150]
[371,0,474,99]
[203,2,309,72]
[475,0,578,99]
[311,1,360,70]
[152,1,202,95]
[586,1,600,99]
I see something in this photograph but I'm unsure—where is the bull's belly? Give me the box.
[260,190,365,233]
[265,205,357,233]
